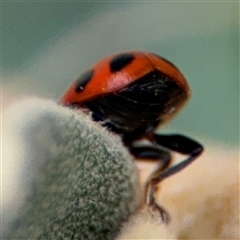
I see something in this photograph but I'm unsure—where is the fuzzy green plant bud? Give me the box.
[3,98,142,240]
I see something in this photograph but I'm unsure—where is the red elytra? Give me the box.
[61,51,190,104]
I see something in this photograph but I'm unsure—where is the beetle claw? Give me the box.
[148,201,171,224]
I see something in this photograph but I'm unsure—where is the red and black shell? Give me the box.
[61,51,190,138]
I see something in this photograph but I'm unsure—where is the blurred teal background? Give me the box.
[2,1,239,146]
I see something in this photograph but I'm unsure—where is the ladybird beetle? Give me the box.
[61,51,203,223]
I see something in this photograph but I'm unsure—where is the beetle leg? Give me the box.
[129,145,172,223]
[148,134,203,221]
[143,134,203,224]
[152,134,203,182]
[146,178,170,223]
[129,146,171,171]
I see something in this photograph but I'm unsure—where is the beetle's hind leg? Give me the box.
[152,133,203,182]
[129,145,172,223]
[130,145,171,171]
[129,134,203,224]
[144,134,203,223]
[146,176,171,223]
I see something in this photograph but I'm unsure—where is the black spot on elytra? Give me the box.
[110,53,135,73]
[75,69,94,92]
